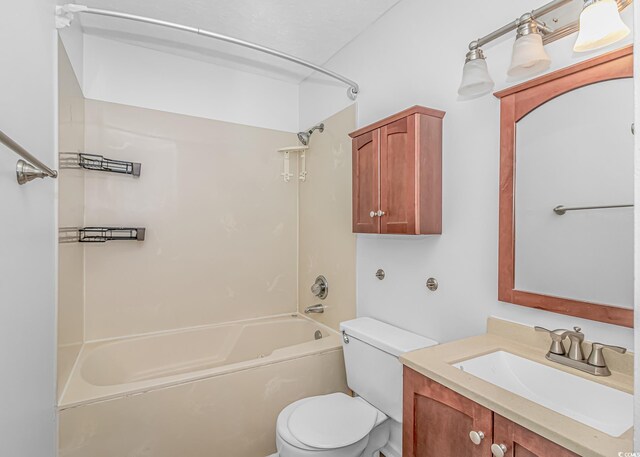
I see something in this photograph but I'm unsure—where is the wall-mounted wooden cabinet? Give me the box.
[349,106,445,235]
[403,367,579,457]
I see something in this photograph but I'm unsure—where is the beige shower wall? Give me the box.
[298,105,357,330]
[83,100,299,340]
[58,40,85,396]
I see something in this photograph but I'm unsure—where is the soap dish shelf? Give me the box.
[60,152,141,177]
[278,146,309,183]
[59,227,146,244]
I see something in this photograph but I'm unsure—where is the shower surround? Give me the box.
[57,44,357,455]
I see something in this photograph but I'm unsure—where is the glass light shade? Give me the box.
[574,0,630,52]
[458,59,495,97]
[507,33,551,78]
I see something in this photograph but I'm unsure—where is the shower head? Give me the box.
[297,131,310,146]
[297,123,324,146]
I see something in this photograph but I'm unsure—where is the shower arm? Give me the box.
[56,4,360,100]
[307,125,324,135]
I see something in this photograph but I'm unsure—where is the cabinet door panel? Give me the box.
[380,116,416,234]
[352,130,379,233]
[494,415,580,457]
[404,367,492,457]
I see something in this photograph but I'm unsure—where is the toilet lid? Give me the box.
[287,393,378,449]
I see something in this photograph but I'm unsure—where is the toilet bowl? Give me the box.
[275,393,389,457]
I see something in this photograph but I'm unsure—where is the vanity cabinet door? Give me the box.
[403,367,493,457]
[493,415,580,457]
[352,130,380,233]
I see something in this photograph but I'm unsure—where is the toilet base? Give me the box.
[269,452,385,457]
[276,421,389,457]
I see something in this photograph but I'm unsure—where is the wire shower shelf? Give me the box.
[60,152,141,177]
[59,227,146,243]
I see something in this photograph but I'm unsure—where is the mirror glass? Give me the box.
[514,78,634,309]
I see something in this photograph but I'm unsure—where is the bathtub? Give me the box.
[59,314,348,457]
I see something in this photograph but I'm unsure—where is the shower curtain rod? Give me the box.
[56,4,360,100]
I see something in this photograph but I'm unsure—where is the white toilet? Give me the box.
[274,317,438,457]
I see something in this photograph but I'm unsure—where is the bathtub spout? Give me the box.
[304,304,325,314]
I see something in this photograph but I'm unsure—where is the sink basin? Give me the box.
[453,351,633,437]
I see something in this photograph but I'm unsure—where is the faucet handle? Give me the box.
[534,326,564,335]
[587,342,627,368]
[310,275,328,299]
[534,326,568,355]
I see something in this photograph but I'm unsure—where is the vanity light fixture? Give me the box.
[573,0,630,52]
[457,0,632,99]
[507,20,551,77]
[458,48,495,97]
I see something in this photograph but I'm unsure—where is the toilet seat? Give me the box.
[277,397,319,452]
[288,393,379,449]
[277,393,386,455]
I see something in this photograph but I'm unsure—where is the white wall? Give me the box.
[57,2,84,88]
[56,27,301,132]
[82,35,300,132]
[299,0,635,348]
[0,1,58,456]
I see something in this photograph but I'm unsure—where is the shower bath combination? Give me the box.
[297,123,325,146]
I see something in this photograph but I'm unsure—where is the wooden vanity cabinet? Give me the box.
[493,415,580,457]
[349,106,445,235]
[404,367,493,457]
[403,367,579,457]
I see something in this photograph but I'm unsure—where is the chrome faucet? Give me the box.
[535,326,626,376]
[304,304,325,314]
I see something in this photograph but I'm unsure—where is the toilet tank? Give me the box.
[340,318,438,423]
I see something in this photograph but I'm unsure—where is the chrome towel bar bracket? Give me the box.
[0,129,58,185]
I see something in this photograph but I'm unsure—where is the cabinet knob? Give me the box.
[491,443,508,457]
[369,211,376,218]
[377,210,385,217]
[469,430,485,445]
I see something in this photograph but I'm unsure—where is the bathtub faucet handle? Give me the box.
[304,304,325,314]
[310,275,328,300]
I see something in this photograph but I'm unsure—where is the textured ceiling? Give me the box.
[73,0,403,83]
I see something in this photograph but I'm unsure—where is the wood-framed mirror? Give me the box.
[495,45,634,328]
